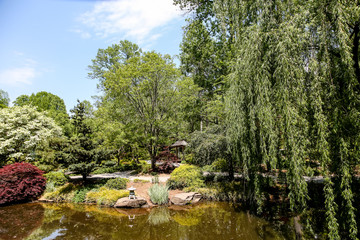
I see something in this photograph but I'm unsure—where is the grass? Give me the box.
[133,178,150,183]
[148,184,169,205]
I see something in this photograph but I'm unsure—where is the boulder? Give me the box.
[114,197,147,208]
[171,192,202,205]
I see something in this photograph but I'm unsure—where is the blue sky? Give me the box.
[0,0,186,111]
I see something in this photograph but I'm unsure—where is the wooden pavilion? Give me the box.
[169,140,188,161]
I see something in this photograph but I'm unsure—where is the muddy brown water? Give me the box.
[0,202,291,240]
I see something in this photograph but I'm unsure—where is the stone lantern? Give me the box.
[128,186,136,199]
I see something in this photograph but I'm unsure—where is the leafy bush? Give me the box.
[167,164,204,189]
[72,187,92,203]
[85,187,128,206]
[44,171,68,186]
[0,162,46,205]
[148,184,169,205]
[104,177,129,190]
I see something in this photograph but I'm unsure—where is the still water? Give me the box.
[0,202,291,240]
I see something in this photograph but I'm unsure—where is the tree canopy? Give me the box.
[90,41,200,170]
[211,0,360,238]
[0,90,10,108]
[13,91,71,136]
[0,106,62,166]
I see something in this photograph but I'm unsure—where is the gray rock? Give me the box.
[171,192,202,205]
[114,197,147,208]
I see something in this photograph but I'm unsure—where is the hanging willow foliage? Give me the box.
[216,0,360,238]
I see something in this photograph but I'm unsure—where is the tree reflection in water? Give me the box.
[1,202,288,240]
[0,203,44,240]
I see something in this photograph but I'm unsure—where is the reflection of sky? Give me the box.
[42,228,66,240]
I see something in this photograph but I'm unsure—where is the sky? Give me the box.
[0,0,187,111]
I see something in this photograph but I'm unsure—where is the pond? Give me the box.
[0,202,294,240]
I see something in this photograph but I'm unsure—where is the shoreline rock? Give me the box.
[114,197,147,208]
[170,192,202,205]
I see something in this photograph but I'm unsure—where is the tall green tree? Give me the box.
[0,90,10,108]
[91,41,199,170]
[13,91,71,136]
[88,40,142,90]
[218,0,359,238]
[174,0,233,133]
[0,106,62,166]
[67,100,97,180]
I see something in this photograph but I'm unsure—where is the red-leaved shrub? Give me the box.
[0,162,46,205]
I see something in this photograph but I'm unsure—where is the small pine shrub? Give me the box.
[167,164,204,189]
[44,171,68,186]
[105,177,129,190]
[148,184,169,205]
[85,187,129,206]
[0,162,46,205]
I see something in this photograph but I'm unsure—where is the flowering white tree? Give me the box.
[0,106,62,165]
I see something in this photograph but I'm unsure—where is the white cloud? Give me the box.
[78,0,183,44]
[0,67,36,86]
[70,29,92,39]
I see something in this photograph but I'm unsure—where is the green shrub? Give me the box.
[72,187,92,203]
[167,164,204,189]
[44,171,68,186]
[45,182,56,193]
[139,161,151,174]
[148,184,169,205]
[211,158,228,172]
[85,187,129,206]
[104,177,129,190]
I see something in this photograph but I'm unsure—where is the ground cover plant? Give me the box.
[85,187,128,206]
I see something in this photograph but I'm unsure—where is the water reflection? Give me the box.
[0,202,287,240]
[0,203,44,240]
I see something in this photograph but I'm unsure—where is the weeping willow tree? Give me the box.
[215,0,360,239]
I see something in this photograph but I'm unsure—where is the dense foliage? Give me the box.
[90,41,199,170]
[67,100,98,180]
[0,106,62,166]
[44,171,68,186]
[104,177,129,190]
[13,91,71,136]
[0,162,46,205]
[168,164,204,189]
[0,90,10,108]
[205,0,360,239]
